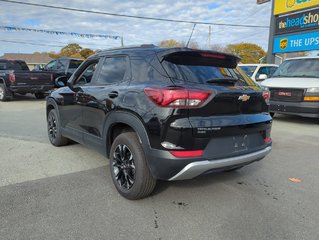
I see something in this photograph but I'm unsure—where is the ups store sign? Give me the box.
[273,31,319,53]
[275,8,319,35]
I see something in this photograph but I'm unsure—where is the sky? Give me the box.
[0,0,272,56]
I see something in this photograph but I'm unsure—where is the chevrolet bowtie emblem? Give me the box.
[238,94,250,101]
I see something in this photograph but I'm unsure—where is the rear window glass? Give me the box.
[0,61,29,70]
[163,60,255,86]
[69,60,83,69]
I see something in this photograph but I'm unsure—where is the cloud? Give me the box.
[0,0,271,55]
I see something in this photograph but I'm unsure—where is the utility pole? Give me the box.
[267,0,275,63]
[208,25,211,49]
[121,36,124,47]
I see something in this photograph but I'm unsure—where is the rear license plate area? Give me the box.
[232,135,249,152]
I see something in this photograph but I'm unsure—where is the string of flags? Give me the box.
[0,26,121,40]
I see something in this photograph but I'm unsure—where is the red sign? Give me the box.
[278,91,292,97]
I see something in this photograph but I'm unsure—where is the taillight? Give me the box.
[144,87,211,108]
[9,72,16,83]
[264,137,271,144]
[169,150,204,158]
[262,90,270,105]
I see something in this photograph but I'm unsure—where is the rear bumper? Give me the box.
[169,146,271,180]
[144,144,272,181]
[270,100,319,118]
[10,85,54,93]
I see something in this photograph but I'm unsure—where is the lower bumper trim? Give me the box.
[169,146,272,181]
[270,100,319,118]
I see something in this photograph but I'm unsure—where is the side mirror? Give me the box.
[56,80,65,88]
[257,74,268,81]
[55,76,67,88]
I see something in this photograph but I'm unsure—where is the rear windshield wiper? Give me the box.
[206,78,238,83]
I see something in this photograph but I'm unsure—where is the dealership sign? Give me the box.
[275,8,319,34]
[274,0,319,15]
[273,31,319,52]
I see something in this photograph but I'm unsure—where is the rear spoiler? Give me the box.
[157,48,240,68]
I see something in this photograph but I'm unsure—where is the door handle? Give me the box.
[108,91,119,98]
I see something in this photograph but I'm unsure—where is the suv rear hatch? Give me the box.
[160,50,269,116]
[158,49,272,159]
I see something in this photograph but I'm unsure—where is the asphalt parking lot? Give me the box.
[0,94,318,240]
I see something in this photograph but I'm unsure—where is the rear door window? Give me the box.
[94,56,130,85]
[69,60,83,69]
[0,61,29,70]
[45,60,57,70]
[56,59,67,70]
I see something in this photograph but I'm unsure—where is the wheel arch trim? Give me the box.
[0,78,10,91]
[103,111,150,158]
[46,97,60,119]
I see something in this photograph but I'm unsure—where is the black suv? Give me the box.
[46,45,272,199]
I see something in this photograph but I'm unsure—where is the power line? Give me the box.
[0,0,270,29]
[0,38,115,48]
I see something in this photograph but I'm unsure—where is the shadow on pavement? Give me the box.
[273,113,318,125]
[9,93,47,102]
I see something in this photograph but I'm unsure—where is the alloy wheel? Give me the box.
[48,114,57,142]
[0,86,4,100]
[112,144,136,190]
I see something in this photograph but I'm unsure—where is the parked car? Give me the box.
[46,45,272,199]
[0,59,54,101]
[239,64,278,82]
[43,57,83,87]
[261,56,319,118]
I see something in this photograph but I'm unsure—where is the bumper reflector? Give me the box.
[264,137,271,144]
[169,150,204,158]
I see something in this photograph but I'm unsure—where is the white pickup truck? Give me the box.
[261,56,319,118]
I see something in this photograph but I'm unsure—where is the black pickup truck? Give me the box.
[42,57,83,86]
[0,59,54,101]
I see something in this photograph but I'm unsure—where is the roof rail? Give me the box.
[99,44,157,52]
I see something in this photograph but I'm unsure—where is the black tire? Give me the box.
[270,112,275,118]
[35,93,45,99]
[47,109,68,146]
[110,132,156,200]
[0,83,11,102]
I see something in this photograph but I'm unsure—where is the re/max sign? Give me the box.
[275,8,319,35]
